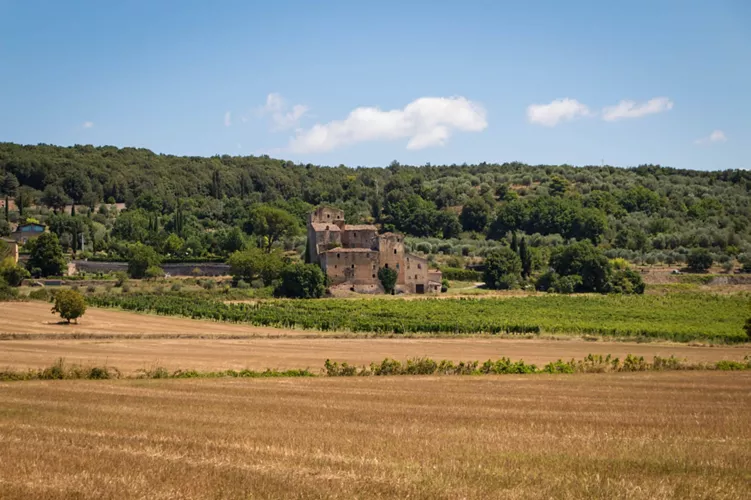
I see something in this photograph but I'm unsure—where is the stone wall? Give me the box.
[72,261,230,277]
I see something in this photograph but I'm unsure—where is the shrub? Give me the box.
[28,288,51,301]
[441,278,449,293]
[607,269,645,295]
[378,266,398,294]
[236,279,250,289]
[121,283,131,293]
[144,265,165,280]
[274,263,326,299]
[483,247,522,290]
[114,271,128,287]
[0,258,30,286]
[170,282,182,292]
[51,289,87,323]
[0,276,18,301]
[687,248,713,272]
[86,285,97,293]
[202,279,216,290]
[440,267,482,281]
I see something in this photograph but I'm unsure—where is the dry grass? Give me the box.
[0,372,749,499]
[0,301,317,338]
[1,338,749,375]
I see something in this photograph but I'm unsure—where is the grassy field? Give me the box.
[1,372,749,499]
[87,292,751,342]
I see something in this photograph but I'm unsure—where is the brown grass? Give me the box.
[1,372,749,498]
[1,338,749,375]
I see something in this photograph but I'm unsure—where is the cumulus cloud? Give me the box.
[601,97,674,121]
[695,129,727,145]
[526,98,590,127]
[82,121,94,129]
[259,93,309,130]
[287,96,487,154]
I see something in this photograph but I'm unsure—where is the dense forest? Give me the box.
[1,142,750,274]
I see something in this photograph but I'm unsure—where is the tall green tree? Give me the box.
[483,247,522,290]
[25,232,66,277]
[244,205,300,252]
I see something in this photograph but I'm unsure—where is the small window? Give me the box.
[417,263,422,270]
[326,225,329,230]
[396,263,400,270]
[351,264,355,269]
[372,274,376,278]
[354,232,357,237]
[327,214,330,219]
[334,265,337,269]
[384,263,389,269]
[415,274,419,279]
[337,253,340,258]
[394,249,397,254]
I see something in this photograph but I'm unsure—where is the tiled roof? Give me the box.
[310,223,341,232]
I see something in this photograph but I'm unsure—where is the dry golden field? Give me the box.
[1,372,750,499]
[1,337,749,375]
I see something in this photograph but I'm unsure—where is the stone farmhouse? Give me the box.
[307,207,442,294]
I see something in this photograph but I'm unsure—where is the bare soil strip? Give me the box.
[0,372,749,499]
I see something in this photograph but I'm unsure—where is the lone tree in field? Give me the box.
[378,266,398,294]
[51,289,87,324]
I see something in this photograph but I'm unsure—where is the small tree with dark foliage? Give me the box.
[274,263,326,299]
[687,248,713,272]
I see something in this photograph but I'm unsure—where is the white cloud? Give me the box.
[224,111,232,127]
[527,98,590,127]
[695,129,727,145]
[259,92,309,130]
[288,96,487,154]
[601,97,673,121]
[82,121,94,129]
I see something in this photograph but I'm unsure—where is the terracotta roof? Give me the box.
[310,222,341,232]
[344,224,377,231]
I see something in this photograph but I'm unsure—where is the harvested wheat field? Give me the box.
[1,338,749,374]
[0,372,750,499]
[0,301,316,338]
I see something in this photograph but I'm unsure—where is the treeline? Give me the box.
[1,142,750,264]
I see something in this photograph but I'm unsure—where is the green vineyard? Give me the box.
[86,292,751,343]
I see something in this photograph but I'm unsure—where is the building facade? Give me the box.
[308,207,441,293]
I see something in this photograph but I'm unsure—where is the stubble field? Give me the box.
[1,372,750,499]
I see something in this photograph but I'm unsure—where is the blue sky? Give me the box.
[1,0,749,170]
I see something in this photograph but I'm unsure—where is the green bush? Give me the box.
[114,271,128,287]
[0,258,30,286]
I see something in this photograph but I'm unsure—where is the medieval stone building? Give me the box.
[307,206,442,294]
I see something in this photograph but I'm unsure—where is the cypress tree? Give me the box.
[519,236,532,279]
[510,232,519,254]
